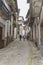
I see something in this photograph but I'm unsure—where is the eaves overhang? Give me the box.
[0,0,10,16]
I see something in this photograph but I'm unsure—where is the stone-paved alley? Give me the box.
[0,0,43,65]
[0,39,43,65]
[0,39,33,65]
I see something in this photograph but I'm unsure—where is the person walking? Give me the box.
[19,26,22,40]
[19,30,22,40]
[22,28,26,40]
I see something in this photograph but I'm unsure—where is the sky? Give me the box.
[17,0,30,20]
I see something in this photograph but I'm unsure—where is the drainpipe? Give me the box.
[7,21,9,44]
[38,17,41,48]
[37,17,41,48]
[16,12,18,38]
[8,12,13,41]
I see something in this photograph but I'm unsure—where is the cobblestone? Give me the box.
[31,42,43,65]
[0,39,33,65]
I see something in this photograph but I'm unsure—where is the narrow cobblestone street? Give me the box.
[31,42,43,65]
[32,44,41,65]
[0,0,43,65]
[0,39,33,65]
[0,39,43,65]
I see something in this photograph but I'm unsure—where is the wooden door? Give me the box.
[0,27,2,40]
[0,27,4,48]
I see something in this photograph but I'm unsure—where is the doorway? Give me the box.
[0,27,4,48]
[0,27,2,40]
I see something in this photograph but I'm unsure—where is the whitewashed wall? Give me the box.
[5,20,11,37]
[0,17,11,38]
[11,15,13,37]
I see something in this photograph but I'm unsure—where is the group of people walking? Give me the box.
[19,26,31,41]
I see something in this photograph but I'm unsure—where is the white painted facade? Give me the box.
[5,20,11,37]
[0,16,13,40]
[11,15,13,37]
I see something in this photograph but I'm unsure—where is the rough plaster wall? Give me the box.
[33,22,39,42]
[33,24,35,41]
[0,17,11,39]
[35,19,39,42]
[5,20,11,37]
